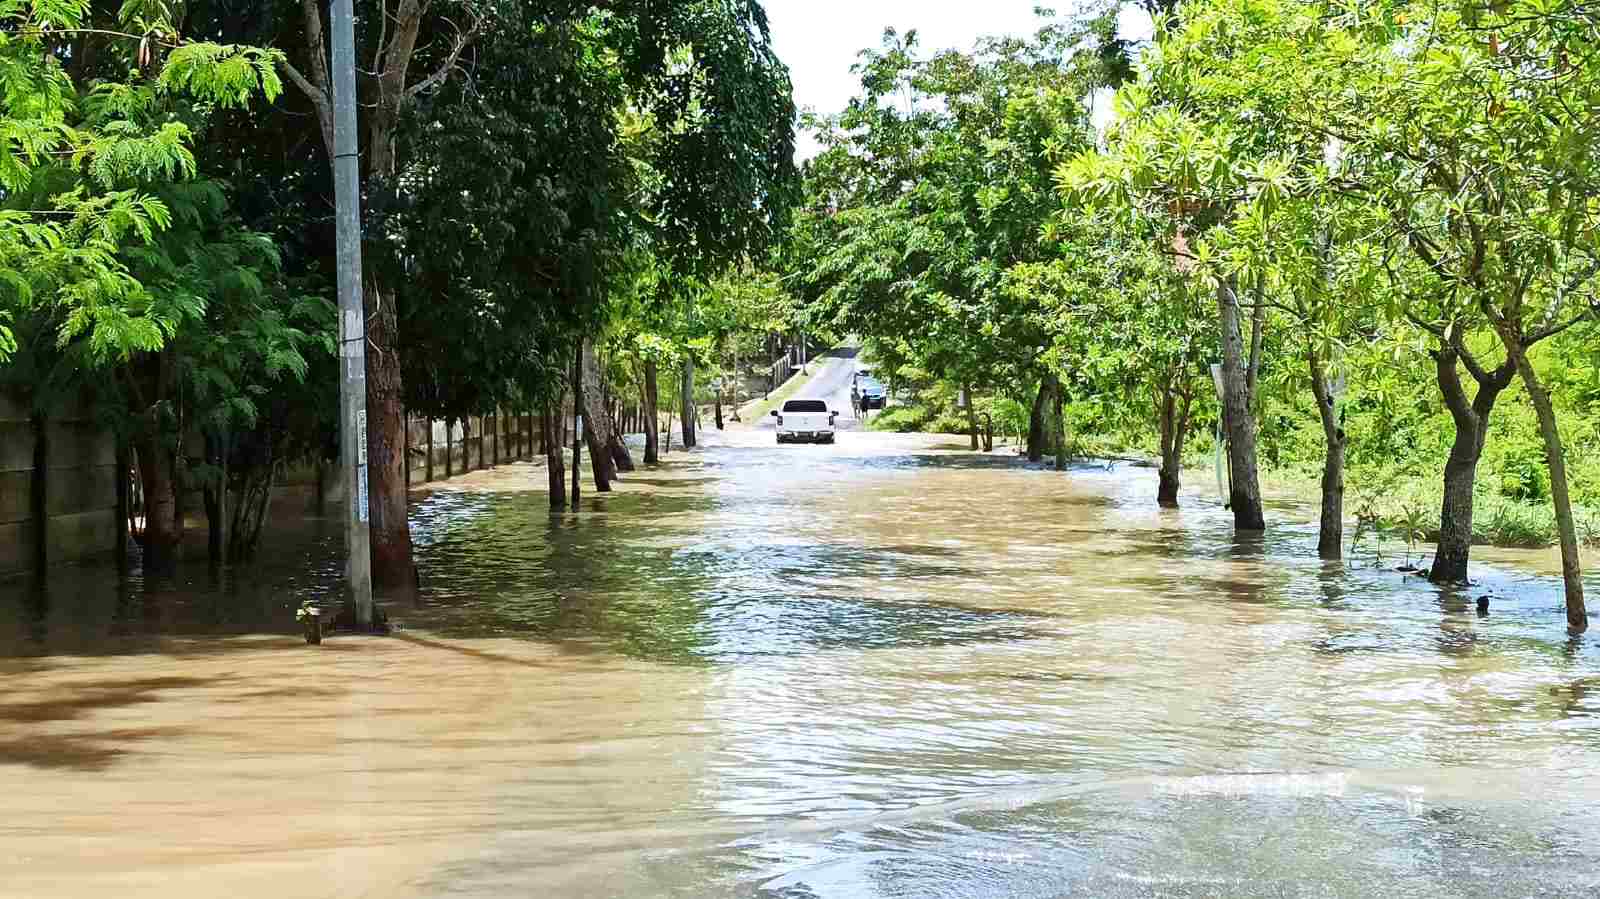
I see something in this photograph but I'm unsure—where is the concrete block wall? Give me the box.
[406,411,540,487]
[0,392,120,578]
[278,410,547,514]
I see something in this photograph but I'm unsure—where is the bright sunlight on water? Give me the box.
[4,427,1599,897]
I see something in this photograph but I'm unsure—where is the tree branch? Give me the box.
[406,12,483,100]
[1528,309,1597,345]
[1433,342,1475,432]
[294,0,335,158]
[281,58,325,107]
[374,0,392,78]
[1245,270,1266,402]
[1403,310,1446,339]
[1529,260,1600,343]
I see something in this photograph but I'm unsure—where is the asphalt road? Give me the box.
[754,347,867,430]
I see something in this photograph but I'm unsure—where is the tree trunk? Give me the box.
[583,344,634,474]
[134,434,181,572]
[607,429,634,473]
[1026,376,1051,463]
[543,396,566,511]
[643,360,661,465]
[1430,344,1513,585]
[362,283,414,593]
[1157,385,1183,508]
[581,416,612,493]
[444,419,453,478]
[115,442,130,565]
[1308,346,1345,560]
[1500,332,1587,631]
[1053,384,1067,472]
[965,382,979,451]
[575,341,616,491]
[1215,277,1265,530]
[203,432,224,566]
[714,385,724,430]
[681,357,697,448]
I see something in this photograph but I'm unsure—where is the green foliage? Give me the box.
[0,0,283,362]
[791,17,1109,429]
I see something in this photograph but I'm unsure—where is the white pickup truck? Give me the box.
[772,399,838,444]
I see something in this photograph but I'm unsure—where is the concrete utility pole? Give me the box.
[331,0,373,624]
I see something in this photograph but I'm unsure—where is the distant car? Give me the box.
[773,399,838,444]
[857,377,887,410]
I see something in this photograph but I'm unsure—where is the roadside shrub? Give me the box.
[870,405,931,433]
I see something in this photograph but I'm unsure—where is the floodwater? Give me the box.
[4,424,1600,898]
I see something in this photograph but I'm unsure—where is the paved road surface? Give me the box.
[754,347,870,431]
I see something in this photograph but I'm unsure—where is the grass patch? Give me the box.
[1261,462,1600,550]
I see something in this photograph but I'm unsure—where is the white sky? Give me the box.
[765,1,1154,158]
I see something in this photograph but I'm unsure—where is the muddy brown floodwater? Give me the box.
[4,426,1600,898]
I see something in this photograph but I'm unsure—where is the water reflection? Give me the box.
[2,436,1599,897]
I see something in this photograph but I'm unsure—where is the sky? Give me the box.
[764,1,1154,158]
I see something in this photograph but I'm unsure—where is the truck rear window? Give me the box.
[782,400,828,412]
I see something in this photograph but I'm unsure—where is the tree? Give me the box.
[1174,0,1599,625]
[1016,209,1214,505]
[1,1,299,572]
[0,0,283,363]
[283,0,484,591]
[798,23,1099,457]
[1061,44,1279,533]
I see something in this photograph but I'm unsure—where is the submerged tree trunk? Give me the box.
[575,341,616,491]
[115,442,130,565]
[1305,346,1346,559]
[680,357,697,448]
[1053,383,1067,472]
[227,445,278,564]
[713,343,726,431]
[581,417,612,492]
[1498,330,1587,631]
[1156,382,1192,508]
[1026,376,1052,463]
[363,282,414,594]
[134,433,181,572]
[965,382,979,451]
[642,360,661,465]
[730,348,743,422]
[203,431,228,566]
[1430,343,1513,585]
[1215,277,1265,530]
[607,430,634,473]
[543,396,566,511]
[583,340,633,474]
